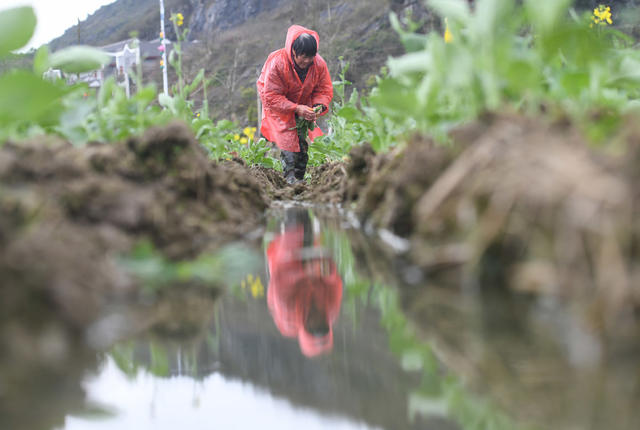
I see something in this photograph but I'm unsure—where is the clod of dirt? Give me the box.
[355,136,454,236]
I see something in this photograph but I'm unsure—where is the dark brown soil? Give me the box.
[335,113,640,334]
[0,121,269,322]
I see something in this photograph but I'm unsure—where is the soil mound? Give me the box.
[0,120,267,339]
[342,113,640,326]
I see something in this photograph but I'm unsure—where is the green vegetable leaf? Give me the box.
[525,0,572,36]
[0,71,67,125]
[158,93,177,114]
[0,6,36,56]
[49,46,110,74]
[427,0,471,24]
[33,46,50,76]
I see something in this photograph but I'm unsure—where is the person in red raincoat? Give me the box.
[257,25,333,185]
[266,208,343,357]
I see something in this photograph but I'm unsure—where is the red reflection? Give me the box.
[266,209,343,357]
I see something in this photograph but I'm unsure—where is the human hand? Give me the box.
[295,105,317,121]
[313,104,326,114]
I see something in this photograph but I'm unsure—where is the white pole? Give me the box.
[159,0,169,96]
[124,69,130,98]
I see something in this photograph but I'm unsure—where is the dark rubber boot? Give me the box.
[281,133,308,184]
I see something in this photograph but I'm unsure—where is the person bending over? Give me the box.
[257,25,333,185]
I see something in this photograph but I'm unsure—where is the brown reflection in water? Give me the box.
[266,208,343,357]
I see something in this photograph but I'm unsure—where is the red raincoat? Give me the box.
[257,25,334,152]
[266,225,343,357]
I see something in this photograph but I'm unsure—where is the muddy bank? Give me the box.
[333,113,640,328]
[0,121,268,323]
[333,113,640,429]
[0,121,271,428]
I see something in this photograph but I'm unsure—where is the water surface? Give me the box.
[44,205,640,430]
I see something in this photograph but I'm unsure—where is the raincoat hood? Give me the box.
[284,25,320,65]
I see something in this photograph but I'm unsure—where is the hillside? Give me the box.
[49,0,193,50]
[51,0,421,123]
[49,0,640,50]
[35,0,640,124]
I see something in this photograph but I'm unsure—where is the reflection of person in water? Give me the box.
[266,209,343,357]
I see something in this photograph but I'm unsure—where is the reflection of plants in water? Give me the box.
[322,226,530,430]
[240,274,265,299]
[110,341,139,378]
[230,273,267,302]
[320,227,369,328]
[108,300,223,380]
[110,341,174,378]
[119,241,260,292]
[110,339,207,379]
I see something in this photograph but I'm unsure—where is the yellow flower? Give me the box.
[250,276,265,298]
[592,5,613,26]
[171,12,184,27]
[233,133,240,141]
[444,18,453,43]
[159,59,164,67]
[241,274,264,298]
[243,126,256,141]
[240,137,248,145]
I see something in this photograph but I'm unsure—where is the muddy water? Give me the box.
[34,205,640,430]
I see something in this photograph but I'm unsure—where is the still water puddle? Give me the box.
[54,205,640,430]
[65,357,381,430]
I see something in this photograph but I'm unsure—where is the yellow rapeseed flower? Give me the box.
[592,5,613,26]
[241,274,264,298]
[243,126,256,141]
[250,276,264,299]
[171,12,184,27]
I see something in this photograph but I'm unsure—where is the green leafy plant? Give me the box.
[309,59,414,165]
[0,6,144,145]
[293,104,323,137]
[0,6,36,56]
[369,0,640,143]
[119,240,261,293]
[234,137,281,170]
[0,7,94,142]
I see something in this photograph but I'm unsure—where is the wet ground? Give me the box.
[4,205,640,430]
[2,113,640,429]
